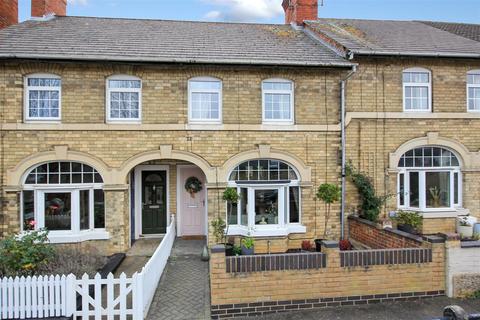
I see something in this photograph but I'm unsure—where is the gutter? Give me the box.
[0,53,355,68]
[340,65,357,240]
[349,50,480,59]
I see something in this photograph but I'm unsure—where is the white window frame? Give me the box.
[467,70,480,112]
[402,68,432,112]
[262,78,294,125]
[188,77,222,124]
[24,73,62,122]
[106,75,142,123]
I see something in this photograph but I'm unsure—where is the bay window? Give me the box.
[397,147,461,211]
[227,159,305,236]
[22,161,108,243]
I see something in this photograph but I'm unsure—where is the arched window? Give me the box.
[467,70,480,111]
[106,75,142,122]
[227,159,304,236]
[262,79,294,124]
[188,77,222,124]
[22,161,107,242]
[403,68,431,112]
[397,147,461,211]
[24,73,61,121]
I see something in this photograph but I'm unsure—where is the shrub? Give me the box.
[223,187,240,203]
[211,217,226,244]
[345,162,390,222]
[339,239,352,251]
[0,230,55,277]
[301,240,313,251]
[232,245,242,256]
[241,237,254,249]
[393,210,422,229]
[316,183,341,238]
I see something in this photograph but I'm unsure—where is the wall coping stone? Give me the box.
[460,240,480,248]
[423,235,446,244]
[321,240,339,248]
[211,244,226,253]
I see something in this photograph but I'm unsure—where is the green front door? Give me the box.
[142,170,167,234]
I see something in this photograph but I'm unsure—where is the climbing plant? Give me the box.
[345,162,390,222]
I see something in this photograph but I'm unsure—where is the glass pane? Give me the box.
[264,93,291,120]
[399,173,405,206]
[94,190,105,228]
[254,189,278,225]
[80,190,90,230]
[454,172,459,205]
[240,188,248,226]
[426,172,450,208]
[409,172,419,208]
[289,187,300,223]
[109,79,141,88]
[189,80,221,90]
[227,190,238,225]
[22,191,35,230]
[44,192,71,231]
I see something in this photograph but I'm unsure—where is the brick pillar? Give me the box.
[209,244,227,307]
[2,190,20,236]
[104,187,130,253]
[0,0,18,29]
[31,0,66,17]
[282,0,318,25]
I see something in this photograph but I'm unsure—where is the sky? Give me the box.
[18,0,480,24]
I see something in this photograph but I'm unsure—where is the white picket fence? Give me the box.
[0,217,176,320]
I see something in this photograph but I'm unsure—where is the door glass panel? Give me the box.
[94,190,105,228]
[80,190,90,230]
[255,189,278,225]
[426,172,450,208]
[399,173,405,206]
[240,188,248,226]
[44,192,72,231]
[454,172,459,205]
[22,191,35,230]
[289,187,300,223]
[409,172,419,208]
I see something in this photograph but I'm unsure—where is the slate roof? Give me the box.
[0,16,352,67]
[306,18,480,58]
[420,21,480,42]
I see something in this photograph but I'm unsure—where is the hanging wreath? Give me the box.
[185,176,203,198]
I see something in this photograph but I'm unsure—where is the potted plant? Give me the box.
[301,240,314,252]
[211,217,234,255]
[393,210,422,235]
[457,216,474,238]
[223,187,240,236]
[241,237,255,255]
[315,183,341,252]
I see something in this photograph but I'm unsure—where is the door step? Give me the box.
[182,235,206,240]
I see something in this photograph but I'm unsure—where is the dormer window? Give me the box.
[106,75,142,123]
[403,68,431,112]
[24,74,61,121]
[188,77,222,124]
[262,79,294,124]
[467,70,480,111]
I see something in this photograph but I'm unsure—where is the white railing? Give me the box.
[0,217,176,320]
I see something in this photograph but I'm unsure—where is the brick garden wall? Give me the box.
[348,216,423,249]
[210,240,445,319]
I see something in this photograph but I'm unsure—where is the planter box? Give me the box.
[457,225,474,238]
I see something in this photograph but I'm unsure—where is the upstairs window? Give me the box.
[188,77,222,123]
[262,79,294,124]
[403,68,431,112]
[467,70,480,111]
[107,75,142,122]
[25,74,61,121]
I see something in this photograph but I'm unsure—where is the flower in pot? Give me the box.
[301,240,313,252]
[457,216,474,238]
[241,237,255,255]
[393,210,422,235]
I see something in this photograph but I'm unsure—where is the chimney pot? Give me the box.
[282,0,318,26]
[31,0,67,18]
[0,0,18,29]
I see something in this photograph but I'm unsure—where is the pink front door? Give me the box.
[179,167,206,236]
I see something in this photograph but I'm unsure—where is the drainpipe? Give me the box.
[340,65,357,240]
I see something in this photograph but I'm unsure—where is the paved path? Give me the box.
[147,239,210,320]
[240,297,480,320]
[115,238,162,277]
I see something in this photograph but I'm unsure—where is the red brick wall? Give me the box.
[349,216,422,248]
[0,0,18,29]
[283,0,317,25]
[31,0,66,17]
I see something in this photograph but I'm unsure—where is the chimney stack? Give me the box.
[282,0,318,26]
[31,0,67,18]
[0,0,18,29]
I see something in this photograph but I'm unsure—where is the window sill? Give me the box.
[227,224,306,237]
[47,229,110,244]
[24,120,61,124]
[106,120,142,124]
[419,209,467,219]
